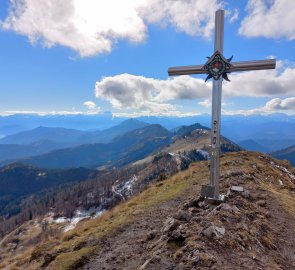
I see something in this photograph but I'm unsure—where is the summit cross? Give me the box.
[168,9,276,201]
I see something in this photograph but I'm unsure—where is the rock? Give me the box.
[197,201,206,208]
[175,262,188,270]
[169,225,187,243]
[183,196,203,209]
[146,230,158,240]
[187,250,200,265]
[256,200,267,207]
[207,203,239,216]
[201,224,225,239]
[191,216,202,223]
[220,203,240,214]
[241,189,251,199]
[173,210,191,221]
[162,217,180,234]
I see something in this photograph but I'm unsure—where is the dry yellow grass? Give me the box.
[5,162,207,270]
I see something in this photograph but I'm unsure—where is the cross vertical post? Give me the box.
[210,9,224,199]
[167,9,276,202]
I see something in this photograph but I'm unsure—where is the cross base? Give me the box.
[205,195,225,204]
[201,185,225,204]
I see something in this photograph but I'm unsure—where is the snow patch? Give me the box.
[112,174,139,200]
[198,150,209,160]
[270,161,295,182]
[47,208,105,232]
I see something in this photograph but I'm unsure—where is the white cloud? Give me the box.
[83,101,96,110]
[83,101,101,114]
[95,73,210,114]
[223,62,295,97]
[199,99,232,108]
[94,62,295,114]
[228,8,239,23]
[0,110,100,116]
[1,0,146,57]
[224,97,295,115]
[198,99,211,108]
[113,110,199,118]
[264,97,295,111]
[1,0,222,57]
[139,0,222,38]
[239,0,295,40]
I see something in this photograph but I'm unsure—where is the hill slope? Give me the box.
[238,139,270,153]
[0,163,96,217]
[271,144,295,166]
[1,152,294,269]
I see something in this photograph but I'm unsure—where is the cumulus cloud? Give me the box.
[138,0,222,38]
[225,97,295,115]
[1,0,222,57]
[95,73,210,114]
[264,97,295,111]
[83,101,96,110]
[94,62,295,114]
[83,101,101,114]
[223,63,295,97]
[239,0,295,40]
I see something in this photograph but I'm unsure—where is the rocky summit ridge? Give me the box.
[0,151,295,270]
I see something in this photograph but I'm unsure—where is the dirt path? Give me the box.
[267,194,295,267]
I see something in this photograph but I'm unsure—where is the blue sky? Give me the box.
[0,0,294,117]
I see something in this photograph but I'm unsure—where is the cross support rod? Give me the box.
[168,59,276,76]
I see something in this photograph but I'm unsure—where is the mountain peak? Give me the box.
[1,152,295,269]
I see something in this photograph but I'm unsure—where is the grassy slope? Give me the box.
[0,160,206,270]
[1,151,295,269]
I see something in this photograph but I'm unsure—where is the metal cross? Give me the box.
[168,10,276,201]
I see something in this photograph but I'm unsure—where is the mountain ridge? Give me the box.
[0,151,294,269]
[271,144,295,166]
[0,119,150,165]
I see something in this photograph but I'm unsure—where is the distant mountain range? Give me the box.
[0,126,87,145]
[1,113,295,152]
[12,124,171,169]
[271,145,295,166]
[2,122,241,169]
[0,118,148,145]
[0,119,149,164]
[1,114,294,166]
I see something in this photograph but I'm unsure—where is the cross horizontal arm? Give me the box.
[230,59,276,72]
[168,59,276,76]
[168,64,206,76]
